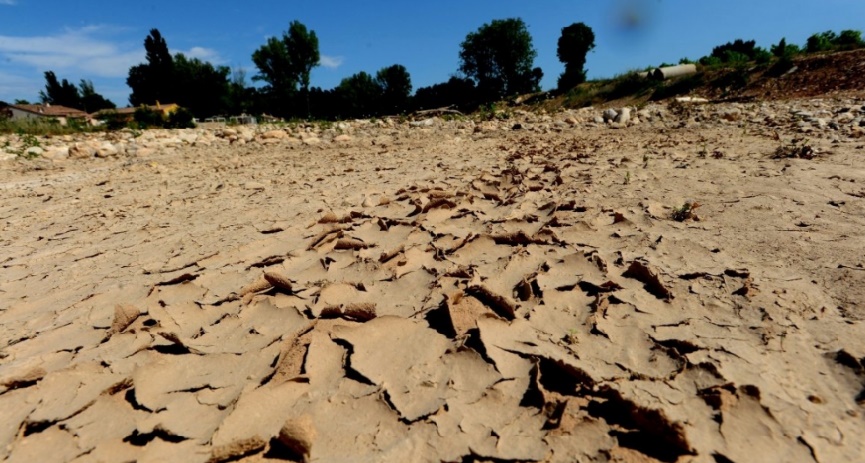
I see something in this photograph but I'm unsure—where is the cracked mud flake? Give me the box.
[2,321,105,362]
[137,392,228,441]
[137,438,210,463]
[174,299,304,355]
[61,393,144,451]
[331,316,452,421]
[210,379,309,447]
[70,440,143,463]
[5,427,83,463]
[26,363,127,425]
[132,346,279,412]
[0,389,37,460]
[715,386,816,463]
[430,382,549,461]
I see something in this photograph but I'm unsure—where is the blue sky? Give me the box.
[1,0,863,106]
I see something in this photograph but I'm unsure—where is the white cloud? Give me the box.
[173,46,224,64]
[0,70,39,102]
[319,54,344,69]
[0,0,17,5]
[0,26,143,77]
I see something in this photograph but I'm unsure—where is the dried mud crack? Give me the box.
[2,96,865,462]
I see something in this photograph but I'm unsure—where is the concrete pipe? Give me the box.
[652,64,697,80]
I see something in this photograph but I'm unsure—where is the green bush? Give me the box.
[97,110,128,131]
[711,69,749,91]
[134,107,165,128]
[836,29,865,50]
[166,107,195,129]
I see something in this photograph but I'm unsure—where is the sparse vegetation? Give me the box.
[671,201,701,222]
[772,135,817,159]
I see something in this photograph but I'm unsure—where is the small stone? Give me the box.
[277,415,316,462]
[95,142,119,158]
[615,107,631,125]
[261,130,287,139]
[24,146,44,157]
[110,304,141,335]
[603,109,618,122]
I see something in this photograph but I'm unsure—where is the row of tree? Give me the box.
[35,18,597,120]
[34,22,865,122]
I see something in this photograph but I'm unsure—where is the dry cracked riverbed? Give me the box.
[1,99,865,463]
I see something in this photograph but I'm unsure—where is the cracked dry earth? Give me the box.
[2,103,865,463]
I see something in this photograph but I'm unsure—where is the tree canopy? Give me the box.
[337,72,381,119]
[127,29,232,118]
[556,22,595,91]
[39,72,115,112]
[252,20,320,116]
[376,64,412,115]
[458,18,543,102]
[127,29,175,106]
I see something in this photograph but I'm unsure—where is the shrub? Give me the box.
[134,107,165,128]
[166,107,195,129]
[836,30,865,50]
[97,110,128,131]
[711,69,749,92]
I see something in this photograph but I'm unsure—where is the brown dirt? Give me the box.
[1,96,865,463]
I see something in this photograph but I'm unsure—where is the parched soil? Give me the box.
[1,98,864,463]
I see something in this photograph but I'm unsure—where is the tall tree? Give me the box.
[127,29,175,106]
[412,76,477,112]
[172,53,230,118]
[337,72,381,119]
[375,64,412,114]
[78,80,115,112]
[39,71,81,108]
[556,23,595,91]
[251,20,320,117]
[458,18,542,102]
[285,21,320,101]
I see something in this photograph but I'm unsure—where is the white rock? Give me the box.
[95,143,119,158]
[602,109,618,122]
[614,108,632,125]
[43,146,69,160]
[25,146,44,157]
[410,118,435,128]
[69,144,96,159]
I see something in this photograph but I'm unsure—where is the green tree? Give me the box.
[375,64,412,114]
[227,67,254,115]
[806,31,837,53]
[252,20,320,116]
[127,29,175,106]
[39,71,81,108]
[172,53,230,118]
[78,80,115,112]
[771,37,801,57]
[413,76,477,112]
[286,20,320,115]
[836,30,865,49]
[337,71,381,118]
[556,22,595,91]
[458,18,543,102]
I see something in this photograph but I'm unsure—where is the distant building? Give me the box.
[93,103,180,123]
[8,103,89,126]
